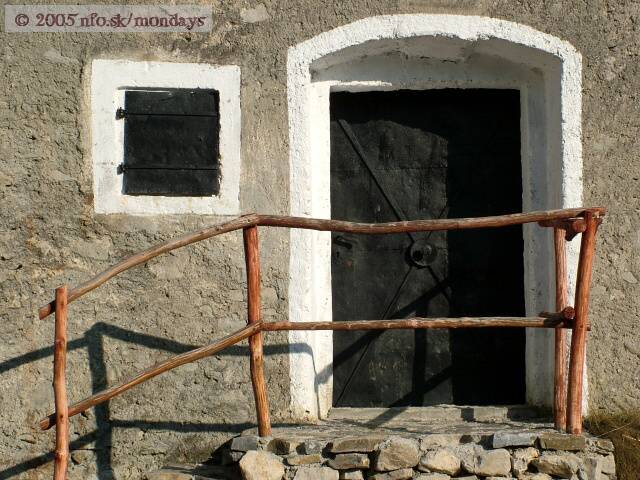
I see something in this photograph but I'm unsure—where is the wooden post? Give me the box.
[553,228,568,431]
[53,285,69,480]
[566,213,599,434]
[243,226,271,437]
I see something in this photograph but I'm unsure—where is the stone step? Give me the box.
[144,463,237,480]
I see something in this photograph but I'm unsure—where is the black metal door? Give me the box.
[330,89,525,407]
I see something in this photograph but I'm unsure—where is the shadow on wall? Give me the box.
[0,323,305,479]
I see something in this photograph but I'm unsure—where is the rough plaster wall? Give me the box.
[0,1,638,478]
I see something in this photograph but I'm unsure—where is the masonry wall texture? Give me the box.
[0,1,638,479]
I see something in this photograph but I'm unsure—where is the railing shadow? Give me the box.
[0,322,309,479]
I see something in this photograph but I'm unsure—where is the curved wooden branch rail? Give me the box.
[40,322,262,431]
[39,207,604,320]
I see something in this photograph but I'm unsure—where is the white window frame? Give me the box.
[91,60,240,215]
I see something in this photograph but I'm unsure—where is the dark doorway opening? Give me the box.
[330,89,525,407]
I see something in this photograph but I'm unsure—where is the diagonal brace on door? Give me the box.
[338,119,415,242]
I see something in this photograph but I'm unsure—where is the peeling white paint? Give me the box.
[287,15,583,420]
[91,60,241,215]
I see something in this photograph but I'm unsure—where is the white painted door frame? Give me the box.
[287,15,583,420]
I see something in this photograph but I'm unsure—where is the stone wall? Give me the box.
[1,1,639,478]
[221,430,616,480]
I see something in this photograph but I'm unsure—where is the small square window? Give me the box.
[119,89,220,196]
[92,60,240,214]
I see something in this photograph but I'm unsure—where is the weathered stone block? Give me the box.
[418,448,461,475]
[517,473,552,480]
[511,447,539,476]
[492,432,537,448]
[601,454,616,475]
[368,467,414,480]
[587,438,615,454]
[415,473,451,480]
[301,439,329,454]
[221,449,244,465]
[292,465,339,480]
[579,456,605,480]
[531,452,581,478]
[373,437,420,471]
[231,435,260,452]
[239,450,285,480]
[538,433,587,451]
[339,470,364,480]
[285,453,323,466]
[460,448,511,477]
[145,470,193,480]
[267,437,301,455]
[327,453,369,469]
[330,435,386,453]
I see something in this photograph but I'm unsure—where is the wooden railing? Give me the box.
[38,207,604,479]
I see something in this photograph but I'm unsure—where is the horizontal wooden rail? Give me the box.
[262,316,576,332]
[39,311,577,431]
[39,207,605,320]
[39,322,261,431]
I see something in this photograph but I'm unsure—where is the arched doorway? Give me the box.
[287,15,583,420]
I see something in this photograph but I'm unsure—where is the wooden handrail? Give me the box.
[40,205,606,476]
[38,310,578,431]
[53,286,69,480]
[243,226,271,436]
[554,228,569,431]
[39,322,262,431]
[567,212,600,433]
[38,207,605,320]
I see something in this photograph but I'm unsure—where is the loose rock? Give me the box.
[415,473,451,480]
[492,432,537,448]
[531,452,581,478]
[330,435,385,453]
[231,435,260,452]
[369,468,414,480]
[538,433,587,451]
[461,448,511,477]
[221,450,245,465]
[267,438,301,455]
[144,471,192,480]
[373,437,420,471]
[239,451,285,480]
[601,454,616,475]
[511,447,539,476]
[285,453,323,466]
[327,453,369,469]
[587,438,615,454]
[579,456,604,480]
[301,439,328,455]
[339,470,364,480]
[419,448,461,475]
[292,465,339,480]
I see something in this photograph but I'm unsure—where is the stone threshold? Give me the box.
[145,406,616,480]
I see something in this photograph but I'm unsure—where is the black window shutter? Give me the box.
[120,88,220,196]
